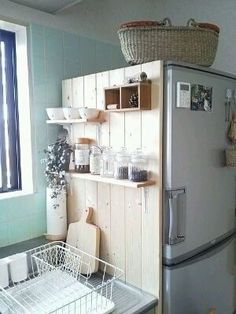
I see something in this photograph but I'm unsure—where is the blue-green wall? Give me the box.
[0,24,126,248]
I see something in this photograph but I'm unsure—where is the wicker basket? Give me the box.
[225,148,236,167]
[118,18,220,66]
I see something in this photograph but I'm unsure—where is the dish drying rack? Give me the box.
[0,241,123,314]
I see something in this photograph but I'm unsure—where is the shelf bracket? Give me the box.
[61,125,73,144]
[142,187,150,214]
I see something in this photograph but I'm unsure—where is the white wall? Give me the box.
[59,0,236,74]
[0,0,80,35]
[1,0,236,73]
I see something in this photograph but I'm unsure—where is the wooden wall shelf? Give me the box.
[67,171,156,188]
[46,117,105,125]
[104,81,151,112]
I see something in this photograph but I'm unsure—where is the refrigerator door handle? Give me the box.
[167,188,186,245]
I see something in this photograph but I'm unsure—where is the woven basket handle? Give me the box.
[160,17,172,26]
[187,18,220,33]
[187,18,198,27]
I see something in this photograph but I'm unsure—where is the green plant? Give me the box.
[42,138,72,202]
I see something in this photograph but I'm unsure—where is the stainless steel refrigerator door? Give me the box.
[163,63,236,261]
[163,235,236,314]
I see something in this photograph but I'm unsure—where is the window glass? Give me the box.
[0,30,21,193]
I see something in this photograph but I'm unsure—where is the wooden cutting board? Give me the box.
[66,207,100,273]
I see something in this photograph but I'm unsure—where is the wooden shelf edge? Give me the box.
[105,107,151,112]
[66,172,156,188]
[104,81,152,90]
[46,117,105,124]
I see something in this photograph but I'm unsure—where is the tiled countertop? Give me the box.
[0,237,158,314]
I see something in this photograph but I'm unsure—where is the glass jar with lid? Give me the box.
[74,138,90,173]
[90,145,102,175]
[128,148,148,182]
[100,147,115,178]
[114,147,130,180]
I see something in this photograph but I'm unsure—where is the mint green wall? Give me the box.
[0,24,126,248]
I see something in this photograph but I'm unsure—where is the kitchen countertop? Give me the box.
[0,237,158,314]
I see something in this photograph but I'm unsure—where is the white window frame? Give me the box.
[0,20,33,200]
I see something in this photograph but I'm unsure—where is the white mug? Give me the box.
[9,253,28,283]
[0,258,9,288]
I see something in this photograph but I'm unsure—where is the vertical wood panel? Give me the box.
[68,75,85,224]
[96,71,109,110]
[124,111,141,150]
[84,74,97,140]
[83,74,98,226]
[141,61,163,301]
[124,65,142,151]
[84,74,96,108]
[72,76,84,142]
[62,79,72,107]
[97,183,111,263]
[109,68,125,150]
[96,71,110,146]
[72,77,84,108]
[125,188,142,287]
[110,185,125,273]
[67,178,86,224]
[123,65,143,286]
[109,68,124,87]
[85,181,98,224]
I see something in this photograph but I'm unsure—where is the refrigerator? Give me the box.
[162,62,236,314]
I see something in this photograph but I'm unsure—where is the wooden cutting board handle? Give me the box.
[80,207,93,223]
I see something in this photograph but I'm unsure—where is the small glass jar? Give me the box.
[90,146,102,175]
[114,147,130,180]
[128,148,148,182]
[74,138,90,173]
[100,147,115,178]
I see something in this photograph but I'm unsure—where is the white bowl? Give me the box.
[63,107,80,120]
[46,108,64,120]
[78,107,100,120]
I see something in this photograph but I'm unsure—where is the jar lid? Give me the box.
[116,147,130,159]
[75,137,90,144]
[131,148,147,160]
[90,145,102,153]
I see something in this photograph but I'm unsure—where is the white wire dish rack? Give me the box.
[0,241,123,314]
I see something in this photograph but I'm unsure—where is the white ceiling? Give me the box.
[8,0,83,14]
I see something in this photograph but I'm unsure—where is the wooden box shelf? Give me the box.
[104,87,120,110]
[104,81,151,112]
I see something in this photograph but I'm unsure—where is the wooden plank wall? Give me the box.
[65,61,163,302]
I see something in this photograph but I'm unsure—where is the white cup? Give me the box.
[0,258,9,288]
[9,253,28,283]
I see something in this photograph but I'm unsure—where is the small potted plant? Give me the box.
[42,138,72,240]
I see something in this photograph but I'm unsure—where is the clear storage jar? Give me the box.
[90,146,102,175]
[114,147,130,179]
[74,138,90,173]
[101,147,115,178]
[128,148,148,182]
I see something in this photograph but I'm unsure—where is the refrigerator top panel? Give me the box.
[163,62,236,262]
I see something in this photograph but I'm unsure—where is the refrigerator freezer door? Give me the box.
[163,64,236,261]
[163,235,236,314]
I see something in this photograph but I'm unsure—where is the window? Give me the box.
[0,30,21,193]
[0,21,33,199]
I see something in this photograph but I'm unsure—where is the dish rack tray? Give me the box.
[0,241,123,314]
